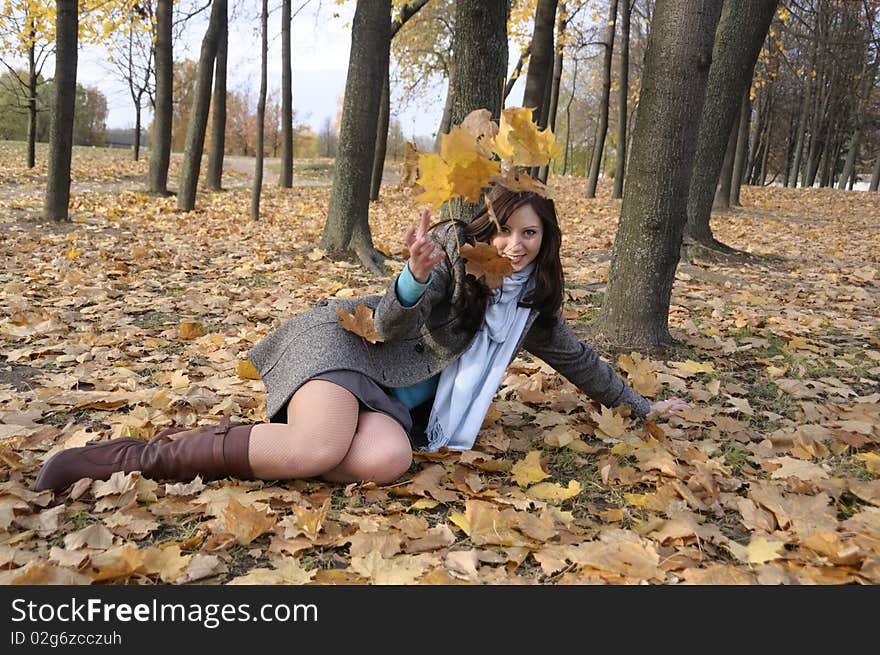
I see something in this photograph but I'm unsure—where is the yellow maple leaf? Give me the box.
[747,535,786,564]
[492,107,562,167]
[511,450,551,487]
[447,153,501,203]
[415,152,454,209]
[856,452,880,474]
[618,351,661,397]
[591,405,627,439]
[527,479,581,502]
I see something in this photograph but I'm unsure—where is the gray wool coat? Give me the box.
[247,222,651,423]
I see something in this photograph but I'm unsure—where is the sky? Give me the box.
[74,1,450,141]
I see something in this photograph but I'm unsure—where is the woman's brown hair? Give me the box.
[438,184,565,331]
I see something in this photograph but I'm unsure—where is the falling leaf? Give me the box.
[460,242,513,289]
[336,304,384,344]
[491,107,562,167]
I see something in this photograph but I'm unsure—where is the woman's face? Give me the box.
[491,203,544,272]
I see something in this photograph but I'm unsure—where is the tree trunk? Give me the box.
[504,45,531,101]
[251,0,268,220]
[869,153,880,191]
[370,1,430,201]
[612,0,631,199]
[320,0,391,272]
[434,69,454,152]
[279,0,293,188]
[148,0,173,196]
[177,0,223,211]
[539,5,566,183]
[563,56,578,176]
[26,32,36,169]
[369,71,391,201]
[599,0,722,348]
[43,0,78,222]
[713,110,738,209]
[134,103,142,161]
[730,86,750,206]
[586,0,619,198]
[444,0,508,223]
[838,127,860,190]
[684,0,777,248]
[759,105,772,186]
[523,0,558,128]
[206,0,228,191]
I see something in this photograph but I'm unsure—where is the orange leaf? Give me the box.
[460,242,513,289]
[336,304,384,344]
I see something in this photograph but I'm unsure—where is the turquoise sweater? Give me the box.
[389,263,440,408]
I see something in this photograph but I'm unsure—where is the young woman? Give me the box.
[34,185,687,492]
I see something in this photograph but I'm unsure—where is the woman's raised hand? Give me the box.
[404,208,445,283]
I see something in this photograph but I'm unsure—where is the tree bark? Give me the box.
[713,112,738,209]
[538,5,566,183]
[320,0,391,272]
[279,0,293,188]
[251,0,268,219]
[26,25,36,169]
[206,0,228,191]
[838,127,860,190]
[444,0,508,223]
[148,0,173,196]
[586,0,619,198]
[599,0,722,348]
[177,0,223,211]
[434,67,454,152]
[869,153,880,191]
[684,0,778,248]
[43,0,78,222]
[612,0,631,199]
[370,1,430,201]
[523,0,558,128]
[730,87,750,206]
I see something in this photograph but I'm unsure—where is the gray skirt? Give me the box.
[268,369,431,450]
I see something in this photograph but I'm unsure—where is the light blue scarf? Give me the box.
[423,263,535,451]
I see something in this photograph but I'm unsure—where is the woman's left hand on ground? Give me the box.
[647,398,691,420]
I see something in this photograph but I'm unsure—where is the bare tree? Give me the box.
[251,0,268,219]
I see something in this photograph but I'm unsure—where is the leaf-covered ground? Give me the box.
[1,141,878,585]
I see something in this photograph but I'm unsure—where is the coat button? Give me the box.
[415,342,424,353]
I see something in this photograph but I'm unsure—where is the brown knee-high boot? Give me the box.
[33,417,253,492]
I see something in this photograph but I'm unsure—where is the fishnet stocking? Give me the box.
[247,380,359,479]
[321,411,413,485]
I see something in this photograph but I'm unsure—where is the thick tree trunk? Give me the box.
[26,36,36,169]
[148,0,173,196]
[586,0,619,198]
[43,0,78,222]
[206,0,228,191]
[177,0,223,211]
[599,0,722,348]
[444,0,508,223]
[320,0,391,272]
[280,0,293,188]
[251,0,268,219]
[730,87,750,206]
[684,0,778,248]
[612,0,631,199]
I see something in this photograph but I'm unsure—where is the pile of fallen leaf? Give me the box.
[0,142,878,585]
